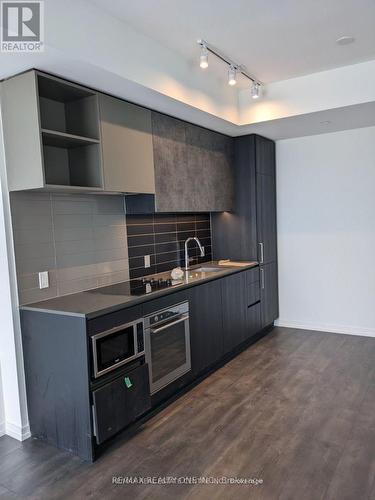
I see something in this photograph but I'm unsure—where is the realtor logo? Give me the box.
[1,1,44,52]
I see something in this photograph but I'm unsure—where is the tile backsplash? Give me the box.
[10,192,213,304]
[127,213,212,279]
[11,192,129,304]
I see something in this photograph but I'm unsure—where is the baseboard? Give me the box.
[0,421,5,438]
[274,319,375,338]
[5,421,31,441]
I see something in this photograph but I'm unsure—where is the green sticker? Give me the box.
[124,376,133,388]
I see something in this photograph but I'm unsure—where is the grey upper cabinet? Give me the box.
[151,111,234,212]
[99,94,155,194]
[2,70,104,192]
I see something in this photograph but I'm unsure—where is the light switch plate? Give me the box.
[38,271,49,289]
[144,255,151,268]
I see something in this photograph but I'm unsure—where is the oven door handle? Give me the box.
[150,314,189,334]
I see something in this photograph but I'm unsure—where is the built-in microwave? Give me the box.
[91,319,145,378]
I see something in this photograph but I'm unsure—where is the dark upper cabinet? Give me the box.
[211,135,258,261]
[222,271,248,353]
[256,171,277,264]
[189,279,224,375]
[127,112,234,213]
[260,262,279,328]
[256,134,276,176]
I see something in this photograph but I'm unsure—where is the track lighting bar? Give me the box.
[197,39,262,88]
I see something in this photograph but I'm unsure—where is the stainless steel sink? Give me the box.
[191,266,223,273]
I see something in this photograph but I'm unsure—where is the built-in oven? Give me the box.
[91,319,145,378]
[144,301,191,394]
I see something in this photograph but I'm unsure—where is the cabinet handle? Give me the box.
[150,314,189,334]
[259,242,264,264]
[260,268,265,289]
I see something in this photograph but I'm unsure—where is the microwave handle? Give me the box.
[150,314,189,334]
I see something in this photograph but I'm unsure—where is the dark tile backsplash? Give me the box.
[126,213,212,279]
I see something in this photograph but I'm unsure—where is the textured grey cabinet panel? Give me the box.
[152,112,194,212]
[185,123,234,212]
[152,112,234,213]
[100,94,155,194]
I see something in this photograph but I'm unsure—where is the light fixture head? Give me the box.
[336,35,355,46]
[250,82,262,99]
[228,65,237,86]
[199,43,208,69]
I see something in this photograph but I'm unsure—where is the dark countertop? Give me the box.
[20,261,259,319]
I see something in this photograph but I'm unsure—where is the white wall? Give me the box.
[0,86,30,440]
[276,126,375,336]
[0,367,4,436]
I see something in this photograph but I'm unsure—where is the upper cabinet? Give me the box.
[145,112,233,212]
[2,70,233,211]
[151,112,194,212]
[99,94,155,194]
[2,70,104,192]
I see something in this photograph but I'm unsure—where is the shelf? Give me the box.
[41,129,100,148]
[43,184,104,192]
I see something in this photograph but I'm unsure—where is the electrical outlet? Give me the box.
[38,271,49,289]
[144,255,151,268]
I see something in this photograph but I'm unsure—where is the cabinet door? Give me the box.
[256,172,277,265]
[92,363,151,444]
[185,124,234,212]
[247,302,262,340]
[260,262,279,328]
[152,112,195,212]
[222,272,248,353]
[99,94,155,193]
[256,135,275,176]
[189,280,224,375]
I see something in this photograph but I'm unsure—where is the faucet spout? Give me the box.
[184,237,204,271]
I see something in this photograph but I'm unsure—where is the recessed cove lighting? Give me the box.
[336,36,355,46]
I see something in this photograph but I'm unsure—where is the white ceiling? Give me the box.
[91,0,375,83]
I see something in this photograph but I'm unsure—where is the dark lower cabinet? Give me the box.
[260,262,279,328]
[247,302,262,339]
[92,363,151,445]
[222,271,248,353]
[189,279,224,375]
[21,267,266,462]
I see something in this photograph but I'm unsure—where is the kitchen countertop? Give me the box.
[20,261,259,319]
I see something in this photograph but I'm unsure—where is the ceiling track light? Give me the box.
[228,65,237,86]
[199,43,208,69]
[250,81,261,99]
[197,39,263,98]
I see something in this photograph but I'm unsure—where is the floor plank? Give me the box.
[0,327,374,500]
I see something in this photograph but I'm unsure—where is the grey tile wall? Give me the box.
[127,213,212,279]
[10,192,129,304]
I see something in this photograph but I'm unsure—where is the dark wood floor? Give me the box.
[1,327,375,500]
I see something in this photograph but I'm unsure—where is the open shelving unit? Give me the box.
[37,73,104,190]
